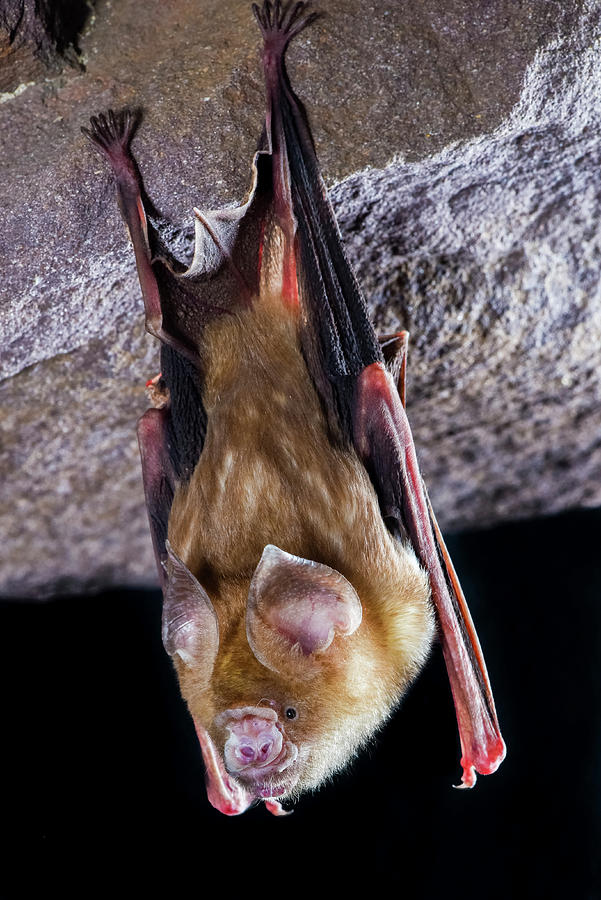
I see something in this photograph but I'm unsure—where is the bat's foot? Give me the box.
[145,372,170,409]
[81,109,141,175]
[252,0,320,52]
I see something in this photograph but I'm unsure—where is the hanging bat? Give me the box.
[83,0,505,816]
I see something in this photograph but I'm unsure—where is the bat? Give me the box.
[83,0,505,816]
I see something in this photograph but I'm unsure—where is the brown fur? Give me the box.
[167,284,434,793]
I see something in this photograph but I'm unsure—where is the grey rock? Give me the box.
[0,0,598,598]
[0,0,88,93]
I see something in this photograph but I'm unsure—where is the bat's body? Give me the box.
[84,1,504,815]
[170,300,427,634]
[168,298,433,797]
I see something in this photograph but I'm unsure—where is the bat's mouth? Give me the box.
[237,756,301,805]
[251,770,299,800]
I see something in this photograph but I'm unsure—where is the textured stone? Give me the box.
[0,0,599,597]
[0,0,88,93]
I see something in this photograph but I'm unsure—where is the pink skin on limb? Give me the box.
[353,363,506,787]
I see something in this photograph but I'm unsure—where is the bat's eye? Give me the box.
[285,707,297,720]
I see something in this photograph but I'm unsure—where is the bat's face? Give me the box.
[164,541,433,815]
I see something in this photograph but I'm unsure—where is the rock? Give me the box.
[0,0,88,93]
[0,0,598,598]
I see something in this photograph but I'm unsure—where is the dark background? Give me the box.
[2,507,600,897]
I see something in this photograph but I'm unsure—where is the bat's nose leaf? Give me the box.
[223,714,284,773]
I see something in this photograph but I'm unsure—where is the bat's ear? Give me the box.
[162,542,219,684]
[246,545,362,679]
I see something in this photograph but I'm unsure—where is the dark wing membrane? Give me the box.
[285,99,383,377]
[159,345,207,483]
[137,408,175,584]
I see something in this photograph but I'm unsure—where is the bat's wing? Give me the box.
[254,1,505,787]
[136,408,174,584]
[353,354,506,787]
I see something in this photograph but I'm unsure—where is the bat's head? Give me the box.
[162,540,432,815]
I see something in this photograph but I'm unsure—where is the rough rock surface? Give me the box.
[1,0,599,598]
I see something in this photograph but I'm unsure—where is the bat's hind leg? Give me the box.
[82,110,193,358]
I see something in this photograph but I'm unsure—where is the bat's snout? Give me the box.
[224,714,284,771]
[220,708,299,784]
